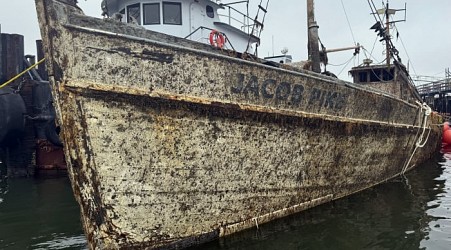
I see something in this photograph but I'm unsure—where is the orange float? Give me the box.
[443,122,450,133]
[443,127,451,144]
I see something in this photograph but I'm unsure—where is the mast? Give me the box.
[384,1,390,67]
[307,0,321,73]
[373,0,406,67]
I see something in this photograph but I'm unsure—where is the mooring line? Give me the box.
[0,58,45,89]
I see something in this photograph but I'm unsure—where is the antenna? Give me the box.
[272,35,274,56]
[369,1,406,67]
[375,3,407,24]
[281,47,288,55]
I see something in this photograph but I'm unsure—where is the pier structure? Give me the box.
[416,69,451,115]
[0,31,65,177]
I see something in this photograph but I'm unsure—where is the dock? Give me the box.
[0,32,65,177]
[416,70,451,115]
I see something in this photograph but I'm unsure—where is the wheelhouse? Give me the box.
[103,0,261,53]
[349,62,418,102]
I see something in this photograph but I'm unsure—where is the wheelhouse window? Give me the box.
[353,68,394,83]
[127,3,141,25]
[358,72,368,83]
[206,5,214,18]
[163,2,182,25]
[144,3,160,25]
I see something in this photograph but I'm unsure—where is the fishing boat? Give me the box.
[34,0,441,248]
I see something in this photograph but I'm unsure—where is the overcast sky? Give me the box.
[0,0,449,82]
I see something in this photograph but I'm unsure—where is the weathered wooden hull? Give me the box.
[35,0,441,249]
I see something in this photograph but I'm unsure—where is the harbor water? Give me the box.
[1,151,451,250]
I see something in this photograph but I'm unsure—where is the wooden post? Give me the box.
[1,34,24,87]
[307,0,321,73]
[0,31,3,82]
[36,40,48,81]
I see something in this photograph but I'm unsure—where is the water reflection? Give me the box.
[0,176,86,249]
[420,148,451,249]
[1,152,451,249]
[0,162,6,205]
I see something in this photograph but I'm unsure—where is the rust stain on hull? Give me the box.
[34,0,442,249]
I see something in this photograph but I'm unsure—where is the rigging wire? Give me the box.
[362,47,386,65]
[361,48,371,65]
[391,21,418,76]
[366,0,388,62]
[370,36,378,57]
[337,55,356,76]
[367,0,381,23]
[367,0,403,65]
[328,56,356,67]
[247,0,249,20]
[340,0,356,45]
[432,71,446,76]
[396,31,417,76]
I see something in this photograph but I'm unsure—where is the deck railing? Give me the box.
[218,3,260,37]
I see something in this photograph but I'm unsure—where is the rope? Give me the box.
[253,217,259,229]
[0,58,45,89]
[328,55,356,67]
[401,102,432,175]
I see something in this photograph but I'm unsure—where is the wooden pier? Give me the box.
[0,32,65,177]
[417,71,451,115]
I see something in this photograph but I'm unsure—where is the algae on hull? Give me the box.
[35,0,441,248]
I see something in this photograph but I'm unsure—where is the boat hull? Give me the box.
[35,0,442,248]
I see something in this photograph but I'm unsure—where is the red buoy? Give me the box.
[443,122,450,133]
[443,128,451,145]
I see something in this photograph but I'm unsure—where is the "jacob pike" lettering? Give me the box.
[230,73,346,110]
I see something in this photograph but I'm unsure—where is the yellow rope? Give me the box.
[0,58,46,89]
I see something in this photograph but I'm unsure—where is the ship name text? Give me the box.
[231,73,346,110]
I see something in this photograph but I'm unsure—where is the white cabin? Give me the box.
[103,0,261,53]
